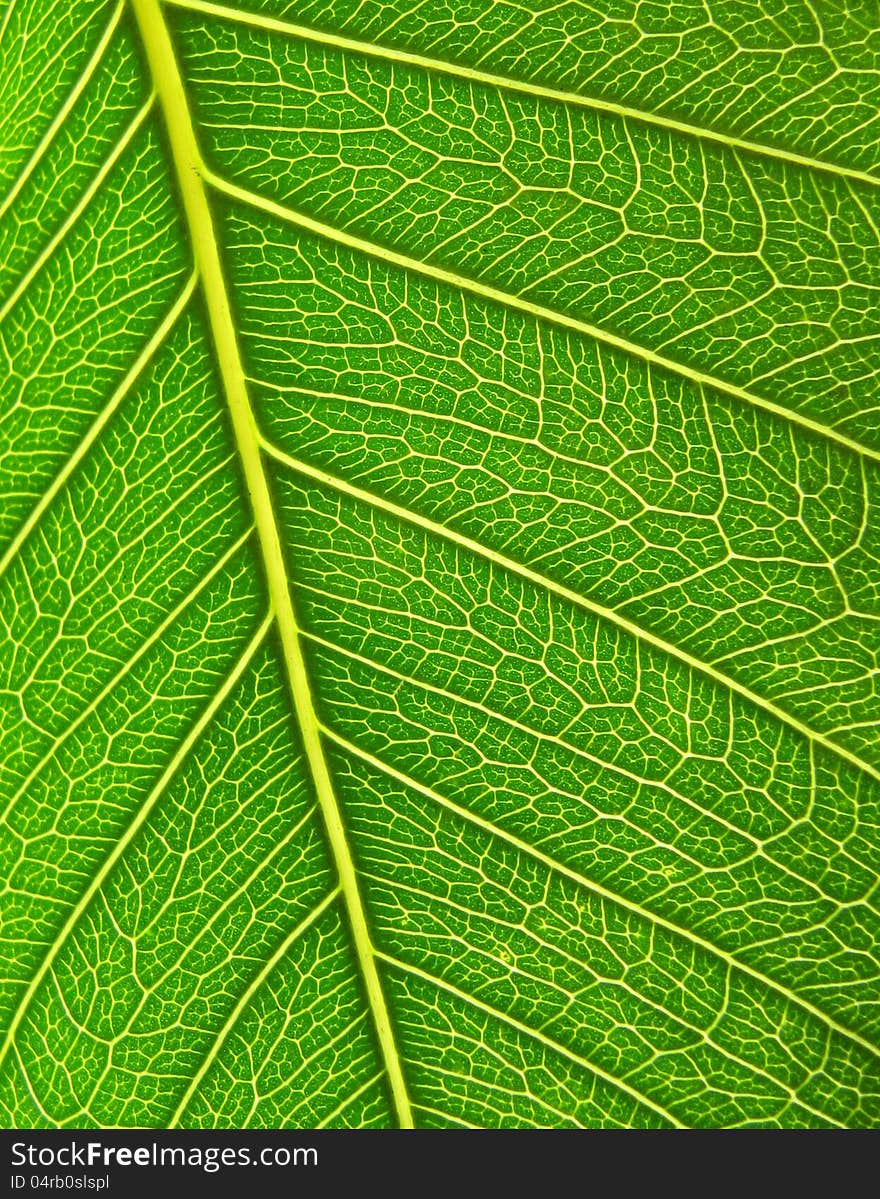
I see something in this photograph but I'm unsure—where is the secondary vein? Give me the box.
[261,436,880,787]
[0,522,250,829]
[129,0,413,1129]
[0,0,125,223]
[0,271,197,584]
[325,726,880,1067]
[205,170,879,466]
[376,951,685,1128]
[0,96,155,325]
[168,886,342,1126]
[163,0,880,191]
[0,612,272,1077]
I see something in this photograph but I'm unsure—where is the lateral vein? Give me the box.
[0,612,272,1076]
[206,170,879,465]
[262,436,880,786]
[0,1,126,223]
[325,726,880,1066]
[163,0,879,190]
[375,951,685,1127]
[0,96,155,325]
[0,521,250,829]
[130,0,413,1128]
[0,271,197,584]
[168,886,342,1126]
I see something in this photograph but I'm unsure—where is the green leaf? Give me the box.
[1,0,879,1129]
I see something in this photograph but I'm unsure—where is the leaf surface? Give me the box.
[1,0,879,1128]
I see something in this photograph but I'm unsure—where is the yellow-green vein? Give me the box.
[262,436,880,787]
[375,951,684,1128]
[0,271,196,584]
[130,0,413,1128]
[0,520,250,829]
[168,888,341,1126]
[164,0,880,191]
[0,95,154,325]
[324,726,880,1066]
[0,611,272,1076]
[206,170,880,466]
[0,1,125,222]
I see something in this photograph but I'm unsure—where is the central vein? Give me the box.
[129,0,413,1128]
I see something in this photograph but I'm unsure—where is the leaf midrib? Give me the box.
[130,0,413,1129]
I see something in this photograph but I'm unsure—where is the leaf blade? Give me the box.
[130,0,413,1125]
[1,0,878,1128]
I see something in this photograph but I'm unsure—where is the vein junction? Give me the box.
[0,0,878,1130]
[129,0,414,1128]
